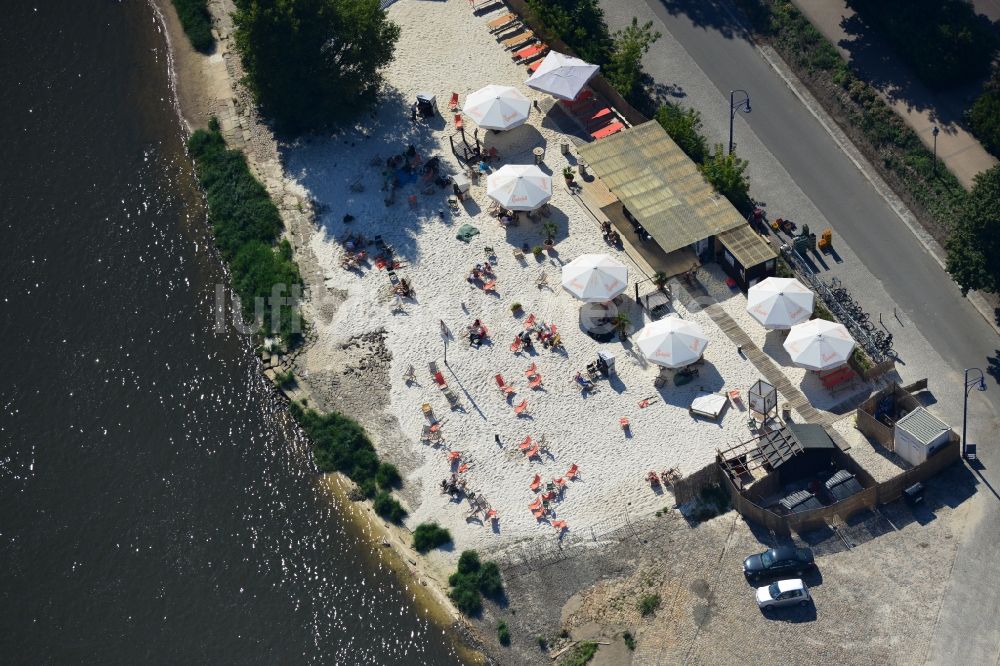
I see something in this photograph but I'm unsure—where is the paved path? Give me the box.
[600,0,1000,662]
[791,0,997,190]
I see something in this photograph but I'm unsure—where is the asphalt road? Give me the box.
[604,0,1000,662]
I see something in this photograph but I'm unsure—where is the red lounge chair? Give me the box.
[532,508,546,520]
[528,497,542,511]
[524,362,538,377]
[514,399,529,415]
[483,280,497,292]
[584,107,614,127]
[566,464,578,480]
[728,390,742,406]
[510,337,522,353]
[486,508,498,521]
[560,90,594,109]
[513,43,546,62]
[523,313,536,329]
[519,435,532,451]
[525,445,540,458]
[591,121,625,140]
[448,92,459,111]
[528,374,543,389]
[434,371,448,388]
[530,474,541,491]
[638,398,651,408]
[448,451,461,461]
[454,113,463,129]
[458,463,469,473]
[495,374,515,395]
[551,520,567,531]
[553,476,566,487]
[620,417,630,430]
[527,60,542,73]
[541,490,555,501]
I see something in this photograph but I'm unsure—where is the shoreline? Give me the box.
[148,0,487,661]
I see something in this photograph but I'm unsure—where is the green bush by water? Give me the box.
[562,641,598,666]
[171,0,214,53]
[412,522,452,553]
[447,550,506,616]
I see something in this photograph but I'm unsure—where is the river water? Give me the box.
[0,2,462,663]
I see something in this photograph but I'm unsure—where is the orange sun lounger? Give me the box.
[487,12,518,32]
[525,445,540,458]
[523,313,536,329]
[448,451,461,461]
[513,43,547,62]
[519,435,533,451]
[510,337,522,353]
[528,497,542,511]
[551,520,567,531]
[530,474,542,491]
[496,374,515,395]
[433,371,448,388]
[448,92,459,111]
[566,464,579,480]
[524,362,538,377]
[591,121,625,140]
[500,29,534,50]
[528,374,543,389]
[514,399,529,415]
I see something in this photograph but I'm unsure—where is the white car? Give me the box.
[755,578,811,611]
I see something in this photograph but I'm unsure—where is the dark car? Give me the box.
[743,546,815,581]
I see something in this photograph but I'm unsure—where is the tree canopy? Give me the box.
[946,165,1000,295]
[655,102,708,164]
[604,18,661,107]
[525,0,612,65]
[700,144,753,214]
[233,0,400,133]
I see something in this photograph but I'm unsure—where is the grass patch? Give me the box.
[447,550,505,616]
[372,491,407,524]
[187,121,302,345]
[638,593,661,617]
[272,369,295,389]
[412,522,452,553]
[171,0,214,53]
[623,631,636,651]
[497,621,511,646]
[561,641,598,666]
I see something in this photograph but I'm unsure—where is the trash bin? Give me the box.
[597,351,616,377]
[533,146,544,164]
[781,402,791,420]
[560,142,569,155]
[416,92,436,118]
[903,482,925,505]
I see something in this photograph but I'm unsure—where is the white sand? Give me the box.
[285,0,861,552]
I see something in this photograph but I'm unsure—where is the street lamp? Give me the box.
[962,367,986,460]
[729,89,751,155]
[932,126,940,175]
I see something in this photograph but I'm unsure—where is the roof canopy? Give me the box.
[577,121,746,255]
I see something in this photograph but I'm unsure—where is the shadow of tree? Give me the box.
[657,0,756,42]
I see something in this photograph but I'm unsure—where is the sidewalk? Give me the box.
[792,0,998,190]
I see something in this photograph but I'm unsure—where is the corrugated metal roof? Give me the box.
[718,223,777,268]
[895,407,950,445]
[779,490,824,513]
[825,470,864,502]
[578,122,746,254]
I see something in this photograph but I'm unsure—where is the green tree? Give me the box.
[525,0,612,65]
[604,18,661,105]
[968,65,1000,158]
[172,0,215,52]
[946,165,1000,295]
[655,103,708,163]
[412,522,452,553]
[233,0,400,132]
[700,144,753,214]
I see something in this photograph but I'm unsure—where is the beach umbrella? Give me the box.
[783,319,855,371]
[524,51,600,101]
[746,277,815,329]
[463,85,531,131]
[634,317,709,369]
[561,254,628,303]
[486,164,553,211]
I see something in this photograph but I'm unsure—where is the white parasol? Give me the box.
[783,319,856,371]
[560,254,628,303]
[462,85,531,131]
[524,51,599,101]
[633,317,710,368]
[486,164,552,211]
[746,277,815,329]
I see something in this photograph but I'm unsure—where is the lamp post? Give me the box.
[962,367,986,460]
[932,126,940,175]
[729,89,751,155]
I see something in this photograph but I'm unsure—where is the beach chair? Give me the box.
[500,29,535,50]
[448,92,459,111]
[620,417,630,430]
[488,12,518,31]
[541,490,555,501]
[483,280,497,293]
[421,402,433,418]
[535,271,549,288]
[553,476,566,488]
[526,445,540,459]
[454,113,463,130]
[510,337,522,354]
[495,374,516,395]
[551,520,567,531]
[444,388,461,410]
[514,399,529,416]
[530,474,542,491]
[486,508,498,522]
[566,463,579,480]
[523,313,536,329]
[403,364,416,384]
[458,463,469,473]
[528,497,542,511]
[433,371,448,389]
[519,435,533,451]
[527,59,542,73]
[528,374,543,389]
[513,43,547,63]
[728,389,742,407]
[512,247,525,261]
[584,107,614,128]
[483,246,495,260]
[448,451,461,462]
[591,121,625,140]
[524,362,538,377]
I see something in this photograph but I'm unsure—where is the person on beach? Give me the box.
[494,434,501,448]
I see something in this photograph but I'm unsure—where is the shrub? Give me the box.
[272,369,295,389]
[623,631,636,651]
[290,402,381,485]
[171,0,214,53]
[655,103,708,164]
[605,18,661,106]
[233,0,401,133]
[638,593,661,616]
[525,0,612,66]
[359,478,377,499]
[536,635,548,651]
[846,0,998,89]
[477,561,504,600]
[700,145,753,214]
[375,462,401,489]
[510,302,522,313]
[532,245,544,256]
[448,580,482,616]
[447,550,505,616]
[968,67,1000,159]
[412,522,452,553]
[187,124,302,344]
[373,491,407,524]
[497,621,511,646]
[562,641,598,666]
[457,550,481,575]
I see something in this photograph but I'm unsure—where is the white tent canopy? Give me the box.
[486,164,552,211]
[746,277,815,329]
[462,85,531,131]
[524,51,599,101]
[560,254,628,303]
[783,319,856,371]
[634,317,709,368]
